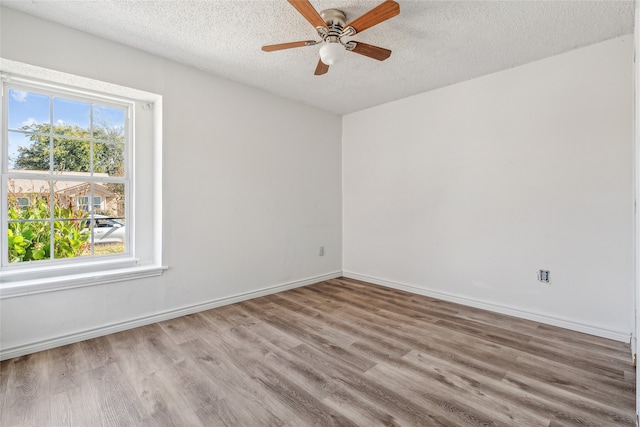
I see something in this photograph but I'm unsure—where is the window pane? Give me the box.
[53,217,90,260]
[94,105,125,143]
[51,180,90,260]
[8,221,51,263]
[53,97,90,134]
[7,90,49,131]
[8,131,51,171]
[95,142,124,177]
[89,214,126,256]
[96,182,125,218]
[53,137,91,172]
[83,180,126,256]
[7,178,53,263]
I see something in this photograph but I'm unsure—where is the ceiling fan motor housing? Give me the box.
[319,9,347,43]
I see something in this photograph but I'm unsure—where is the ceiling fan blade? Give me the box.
[346,0,400,35]
[350,42,392,61]
[262,40,316,52]
[288,0,327,29]
[314,59,329,76]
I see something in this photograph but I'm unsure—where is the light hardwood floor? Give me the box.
[0,277,636,426]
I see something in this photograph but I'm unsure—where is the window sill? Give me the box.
[0,264,168,299]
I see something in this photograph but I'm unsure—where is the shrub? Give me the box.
[7,195,89,263]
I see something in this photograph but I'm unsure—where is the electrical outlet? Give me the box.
[319,246,324,256]
[538,270,550,283]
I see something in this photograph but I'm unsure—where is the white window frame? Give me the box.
[3,80,132,265]
[0,59,165,297]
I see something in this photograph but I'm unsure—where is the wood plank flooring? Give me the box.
[0,277,636,426]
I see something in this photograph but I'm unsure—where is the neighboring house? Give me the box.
[7,170,122,216]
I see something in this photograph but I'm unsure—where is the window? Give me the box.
[16,197,29,208]
[77,196,103,212]
[3,82,130,264]
[1,61,163,296]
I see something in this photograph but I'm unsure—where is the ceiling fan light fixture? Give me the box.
[261,1,400,75]
[319,42,345,65]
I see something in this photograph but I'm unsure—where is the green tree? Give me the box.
[14,122,124,176]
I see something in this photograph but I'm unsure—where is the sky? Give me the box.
[6,88,125,169]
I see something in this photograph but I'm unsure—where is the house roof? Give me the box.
[7,170,114,197]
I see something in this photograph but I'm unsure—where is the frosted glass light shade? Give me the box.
[319,42,345,65]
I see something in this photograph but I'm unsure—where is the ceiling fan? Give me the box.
[262,0,400,75]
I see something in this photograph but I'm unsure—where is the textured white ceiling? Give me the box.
[1,0,634,115]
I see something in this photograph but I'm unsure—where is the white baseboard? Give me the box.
[0,271,342,361]
[343,271,631,343]
[4,269,630,360]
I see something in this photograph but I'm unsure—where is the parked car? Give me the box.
[83,215,125,244]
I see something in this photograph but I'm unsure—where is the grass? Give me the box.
[81,242,125,256]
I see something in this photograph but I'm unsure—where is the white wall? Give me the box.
[343,36,634,341]
[0,8,342,357]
